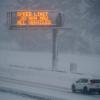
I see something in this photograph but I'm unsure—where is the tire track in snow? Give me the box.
[0,75,100,99]
[0,76,70,93]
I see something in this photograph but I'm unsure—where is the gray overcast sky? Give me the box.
[0,0,100,54]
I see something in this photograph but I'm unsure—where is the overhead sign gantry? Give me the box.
[7,10,65,71]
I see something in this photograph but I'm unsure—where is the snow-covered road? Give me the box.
[0,85,100,100]
[0,91,35,100]
[0,75,100,100]
[0,51,100,100]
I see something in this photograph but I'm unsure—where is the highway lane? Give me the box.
[0,75,100,100]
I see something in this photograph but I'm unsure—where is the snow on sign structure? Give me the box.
[7,10,63,29]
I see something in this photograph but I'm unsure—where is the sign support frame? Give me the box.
[7,10,72,71]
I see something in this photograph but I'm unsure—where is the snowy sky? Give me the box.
[0,0,100,54]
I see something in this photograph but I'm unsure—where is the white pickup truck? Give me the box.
[71,78,100,94]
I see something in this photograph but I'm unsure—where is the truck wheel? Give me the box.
[98,91,100,95]
[83,87,88,94]
[88,89,92,95]
[72,85,76,93]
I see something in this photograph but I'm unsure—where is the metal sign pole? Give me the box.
[52,29,58,71]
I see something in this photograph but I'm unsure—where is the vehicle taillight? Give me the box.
[90,82,94,85]
[90,80,95,85]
